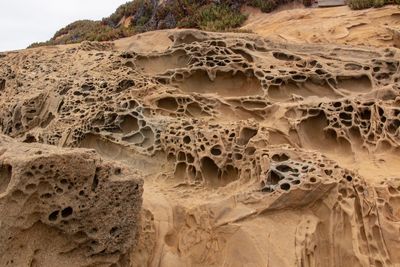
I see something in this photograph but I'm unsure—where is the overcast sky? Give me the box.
[0,0,130,52]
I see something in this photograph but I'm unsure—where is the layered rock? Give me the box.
[0,29,399,266]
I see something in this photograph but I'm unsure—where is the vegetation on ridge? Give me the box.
[28,0,290,48]
[348,0,399,9]
[30,0,397,48]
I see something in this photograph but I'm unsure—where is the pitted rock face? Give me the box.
[0,29,400,267]
[0,135,143,266]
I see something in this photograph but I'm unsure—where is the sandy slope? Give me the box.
[242,5,400,47]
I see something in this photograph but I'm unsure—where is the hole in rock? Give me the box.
[110,227,118,235]
[220,165,239,185]
[177,151,186,161]
[268,80,340,101]
[120,115,139,134]
[359,109,371,120]
[0,164,12,194]
[238,127,258,145]
[241,100,267,109]
[232,49,254,62]
[261,185,274,193]
[91,173,99,192]
[187,154,194,163]
[268,170,283,185]
[175,32,205,45]
[187,102,203,117]
[280,183,291,191]
[165,231,178,247]
[339,112,352,121]
[0,79,5,91]
[245,147,256,155]
[40,112,55,128]
[211,146,222,156]
[174,162,187,181]
[333,102,342,108]
[157,97,178,111]
[272,52,300,61]
[117,79,135,92]
[48,210,59,221]
[23,134,37,143]
[137,50,189,74]
[344,63,363,71]
[269,131,291,146]
[177,70,263,97]
[80,134,123,158]
[298,111,352,154]
[183,136,191,144]
[40,193,52,199]
[200,157,220,186]
[25,183,36,191]
[387,119,400,134]
[114,167,122,175]
[337,75,372,93]
[276,165,293,173]
[272,154,290,162]
[122,132,144,144]
[61,207,73,218]
[139,127,155,148]
[37,181,52,193]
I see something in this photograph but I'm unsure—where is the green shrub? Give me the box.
[162,0,202,28]
[348,0,371,9]
[29,0,253,48]
[104,0,154,28]
[106,1,138,26]
[194,4,247,31]
[28,42,50,48]
[373,0,386,7]
[347,0,393,9]
[249,0,278,12]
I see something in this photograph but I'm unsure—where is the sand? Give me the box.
[0,6,400,267]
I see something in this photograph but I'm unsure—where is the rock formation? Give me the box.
[1,28,400,266]
[242,5,400,48]
[0,135,143,266]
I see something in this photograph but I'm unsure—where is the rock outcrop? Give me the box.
[0,135,143,266]
[1,29,400,266]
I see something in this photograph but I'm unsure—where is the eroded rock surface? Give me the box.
[0,134,143,267]
[1,29,400,266]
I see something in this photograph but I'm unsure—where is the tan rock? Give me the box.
[0,135,143,266]
[0,27,400,266]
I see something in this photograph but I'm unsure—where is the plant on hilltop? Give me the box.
[248,0,278,12]
[347,0,398,9]
[30,0,311,48]
[196,4,248,31]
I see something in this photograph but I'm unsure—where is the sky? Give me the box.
[0,0,130,52]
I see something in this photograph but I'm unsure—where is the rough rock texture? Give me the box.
[242,5,400,48]
[393,27,400,48]
[0,134,143,267]
[1,29,400,266]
